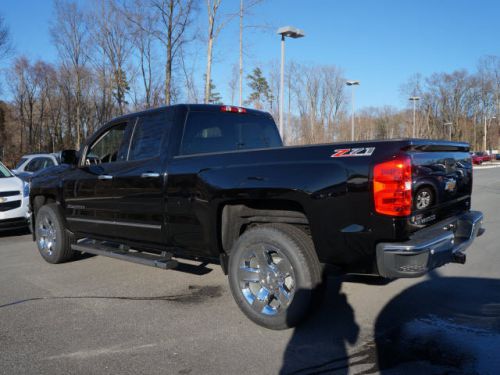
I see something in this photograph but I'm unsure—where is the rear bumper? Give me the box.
[376,211,484,278]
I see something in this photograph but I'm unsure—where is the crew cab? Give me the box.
[29,104,484,329]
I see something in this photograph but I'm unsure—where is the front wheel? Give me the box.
[35,203,75,264]
[228,224,322,330]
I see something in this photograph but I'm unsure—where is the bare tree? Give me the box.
[228,63,238,105]
[91,0,133,115]
[50,0,90,148]
[238,0,264,106]
[148,0,195,105]
[120,0,158,109]
[204,0,224,104]
[0,14,12,62]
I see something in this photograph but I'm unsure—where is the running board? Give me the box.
[71,240,178,270]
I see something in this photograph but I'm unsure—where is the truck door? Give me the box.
[64,121,132,238]
[111,110,172,245]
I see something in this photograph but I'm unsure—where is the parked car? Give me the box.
[473,151,491,163]
[29,104,484,329]
[12,153,60,181]
[0,161,31,232]
[495,154,500,161]
[470,152,483,165]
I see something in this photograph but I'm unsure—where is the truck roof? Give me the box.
[109,104,273,125]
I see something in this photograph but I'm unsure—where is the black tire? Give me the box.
[35,203,75,264]
[414,186,434,211]
[228,223,322,330]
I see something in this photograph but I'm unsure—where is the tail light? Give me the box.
[373,155,412,216]
[220,105,247,113]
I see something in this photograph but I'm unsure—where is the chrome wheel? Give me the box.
[416,189,432,210]
[37,215,57,257]
[238,244,295,316]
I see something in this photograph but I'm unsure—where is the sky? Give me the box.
[1,0,499,110]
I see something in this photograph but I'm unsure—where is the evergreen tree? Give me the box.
[245,67,273,109]
[204,74,222,104]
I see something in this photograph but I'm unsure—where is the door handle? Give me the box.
[97,174,113,180]
[141,172,160,178]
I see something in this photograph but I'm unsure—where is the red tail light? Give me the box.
[373,155,412,216]
[220,105,247,113]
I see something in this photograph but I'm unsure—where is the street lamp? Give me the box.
[409,96,420,138]
[444,122,453,140]
[277,26,304,141]
[346,80,360,140]
[483,116,497,151]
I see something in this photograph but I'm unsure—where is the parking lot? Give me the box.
[0,167,499,375]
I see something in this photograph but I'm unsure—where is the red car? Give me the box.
[471,153,483,165]
[473,151,491,163]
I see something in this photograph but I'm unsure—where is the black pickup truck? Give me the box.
[30,104,484,329]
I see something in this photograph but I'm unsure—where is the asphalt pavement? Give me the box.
[1,167,499,375]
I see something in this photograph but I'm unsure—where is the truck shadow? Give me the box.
[280,273,500,374]
[368,274,500,374]
[280,276,360,375]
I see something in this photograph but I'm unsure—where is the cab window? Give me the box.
[128,112,169,161]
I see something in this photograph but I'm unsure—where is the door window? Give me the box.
[25,158,43,172]
[42,158,55,168]
[85,123,128,165]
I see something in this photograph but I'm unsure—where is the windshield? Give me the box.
[15,157,28,169]
[0,162,13,178]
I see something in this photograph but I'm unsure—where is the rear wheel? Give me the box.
[228,224,322,330]
[35,203,75,264]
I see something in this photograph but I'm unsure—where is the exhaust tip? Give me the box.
[452,252,466,264]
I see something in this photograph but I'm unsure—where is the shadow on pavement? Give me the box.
[369,273,500,374]
[280,276,361,375]
[280,272,500,374]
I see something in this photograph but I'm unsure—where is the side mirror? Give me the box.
[60,149,78,165]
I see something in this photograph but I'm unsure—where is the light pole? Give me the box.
[277,26,304,142]
[409,96,420,138]
[346,80,360,140]
[444,122,453,140]
[484,116,497,151]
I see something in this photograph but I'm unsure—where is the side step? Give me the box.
[71,240,178,270]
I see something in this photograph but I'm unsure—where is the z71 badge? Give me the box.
[331,147,375,158]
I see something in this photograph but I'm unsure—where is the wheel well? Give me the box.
[219,201,309,255]
[32,195,56,214]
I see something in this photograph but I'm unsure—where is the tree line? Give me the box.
[0,1,499,167]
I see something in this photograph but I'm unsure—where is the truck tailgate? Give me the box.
[410,142,472,227]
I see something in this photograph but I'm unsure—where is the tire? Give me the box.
[35,203,75,264]
[414,187,434,210]
[228,223,322,330]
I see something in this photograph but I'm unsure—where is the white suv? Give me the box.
[12,153,60,180]
[0,162,30,232]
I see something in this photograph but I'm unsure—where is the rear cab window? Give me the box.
[128,112,171,161]
[179,111,282,156]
